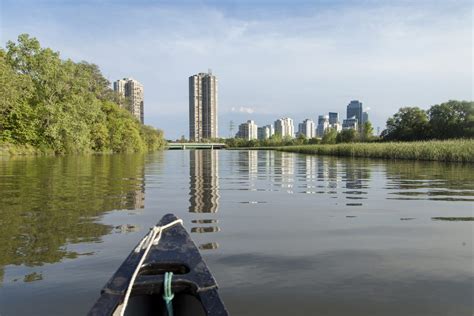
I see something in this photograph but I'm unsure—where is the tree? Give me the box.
[0,49,36,144]
[0,34,165,153]
[294,133,307,145]
[336,129,358,143]
[360,121,374,142]
[428,100,474,139]
[382,107,429,141]
[321,128,337,144]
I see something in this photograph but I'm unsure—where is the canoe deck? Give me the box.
[88,214,228,316]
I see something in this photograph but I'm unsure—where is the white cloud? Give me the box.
[231,106,255,114]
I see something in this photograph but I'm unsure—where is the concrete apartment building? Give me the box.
[317,115,330,137]
[346,100,369,131]
[258,124,275,140]
[189,71,218,141]
[297,119,316,138]
[236,120,258,140]
[113,78,144,123]
[328,112,339,125]
[328,112,342,132]
[274,118,295,138]
[343,117,358,130]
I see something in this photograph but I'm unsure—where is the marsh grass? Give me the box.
[275,140,474,162]
[432,217,474,221]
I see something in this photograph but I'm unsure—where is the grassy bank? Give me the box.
[273,140,474,162]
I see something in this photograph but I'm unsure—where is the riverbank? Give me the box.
[230,140,473,163]
[0,143,54,157]
[275,140,473,162]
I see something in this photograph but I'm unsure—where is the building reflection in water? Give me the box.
[343,160,370,206]
[257,150,275,181]
[189,149,220,213]
[188,150,220,250]
[274,151,295,193]
[125,181,145,210]
[296,155,317,193]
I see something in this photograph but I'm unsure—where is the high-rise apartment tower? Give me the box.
[113,78,144,123]
[274,118,295,138]
[298,119,316,138]
[346,100,363,124]
[189,71,218,141]
[236,120,258,140]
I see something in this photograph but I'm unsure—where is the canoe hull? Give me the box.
[88,214,228,316]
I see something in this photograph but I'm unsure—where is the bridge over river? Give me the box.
[167,143,227,150]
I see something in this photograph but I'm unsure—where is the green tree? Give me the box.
[321,128,337,144]
[294,133,307,145]
[360,121,374,142]
[428,100,474,139]
[336,129,358,143]
[382,107,429,141]
[0,49,36,144]
[0,34,165,153]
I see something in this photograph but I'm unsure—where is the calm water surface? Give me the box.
[0,150,473,315]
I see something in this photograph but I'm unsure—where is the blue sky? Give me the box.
[1,0,472,139]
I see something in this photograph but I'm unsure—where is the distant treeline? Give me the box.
[0,34,165,154]
[381,100,473,141]
[225,100,473,148]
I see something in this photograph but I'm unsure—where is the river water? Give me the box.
[0,150,472,315]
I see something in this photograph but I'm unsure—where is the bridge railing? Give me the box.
[166,143,227,150]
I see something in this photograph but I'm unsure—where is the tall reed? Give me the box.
[276,140,474,162]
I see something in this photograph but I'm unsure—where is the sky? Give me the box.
[1,0,472,139]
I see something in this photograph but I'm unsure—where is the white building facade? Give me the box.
[237,120,258,140]
[317,115,330,137]
[258,124,275,140]
[274,118,295,138]
[343,117,358,130]
[113,78,144,123]
[297,119,316,138]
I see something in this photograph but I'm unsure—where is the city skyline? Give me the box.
[233,99,367,140]
[2,0,471,139]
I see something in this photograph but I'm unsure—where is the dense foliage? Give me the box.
[382,101,473,141]
[0,34,165,154]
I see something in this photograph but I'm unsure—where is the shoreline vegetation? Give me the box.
[274,140,474,163]
[226,140,474,163]
[0,34,166,156]
[221,99,473,162]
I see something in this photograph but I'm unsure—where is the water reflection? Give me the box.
[385,162,474,202]
[188,150,221,250]
[1,150,473,316]
[189,150,220,213]
[274,151,295,193]
[0,154,147,284]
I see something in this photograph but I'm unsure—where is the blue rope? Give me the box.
[163,272,174,316]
